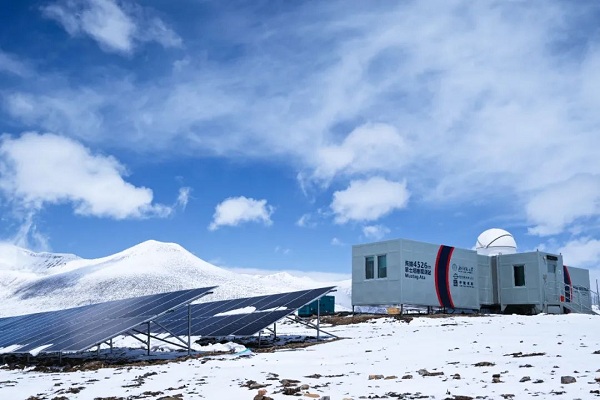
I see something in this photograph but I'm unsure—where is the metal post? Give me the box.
[400,304,404,316]
[58,352,62,365]
[317,299,321,341]
[110,339,113,354]
[96,345,100,357]
[273,323,277,341]
[258,331,262,348]
[147,322,151,356]
[596,279,599,307]
[187,304,192,356]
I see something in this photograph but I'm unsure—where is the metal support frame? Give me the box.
[125,304,196,355]
[146,322,151,355]
[317,299,321,341]
[187,304,192,356]
[285,315,339,339]
[130,328,191,351]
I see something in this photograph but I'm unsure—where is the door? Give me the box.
[544,258,561,304]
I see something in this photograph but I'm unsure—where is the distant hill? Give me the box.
[0,240,350,316]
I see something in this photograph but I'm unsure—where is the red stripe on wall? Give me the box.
[445,246,455,309]
[434,246,443,307]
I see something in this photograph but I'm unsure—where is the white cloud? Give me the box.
[330,237,345,246]
[209,196,274,231]
[7,211,50,252]
[557,237,600,268]
[274,246,291,255]
[362,224,391,241]
[331,177,410,223]
[41,0,181,54]
[311,123,411,183]
[526,175,600,236]
[0,50,32,77]
[296,213,313,228]
[0,132,171,219]
[5,1,600,239]
[176,187,191,209]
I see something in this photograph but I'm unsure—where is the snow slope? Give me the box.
[0,240,350,316]
[0,313,599,399]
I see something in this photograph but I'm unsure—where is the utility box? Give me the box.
[352,238,480,310]
[297,295,335,317]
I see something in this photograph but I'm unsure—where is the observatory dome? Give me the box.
[476,228,517,256]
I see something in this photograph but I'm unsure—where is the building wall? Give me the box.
[565,265,592,310]
[478,254,495,305]
[352,238,479,309]
[495,251,567,312]
[352,237,593,314]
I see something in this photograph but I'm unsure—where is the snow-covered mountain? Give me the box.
[0,240,351,317]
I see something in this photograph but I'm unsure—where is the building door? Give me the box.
[544,257,560,304]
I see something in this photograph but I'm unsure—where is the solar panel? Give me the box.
[155,286,335,337]
[0,286,216,354]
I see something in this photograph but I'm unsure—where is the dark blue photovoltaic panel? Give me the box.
[155,287,335,337]
[0,286,216,354]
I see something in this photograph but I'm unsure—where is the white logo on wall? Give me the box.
[452,263,474,288]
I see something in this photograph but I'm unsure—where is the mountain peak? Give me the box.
[0,239,352,316]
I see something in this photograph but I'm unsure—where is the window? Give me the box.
[514,265,525,287]
[547,263,556,274]
[365,256,375,279]
[377,255,387,278]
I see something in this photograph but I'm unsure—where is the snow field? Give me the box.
[0,313,599,399]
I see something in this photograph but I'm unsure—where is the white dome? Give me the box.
[476,228,517,256]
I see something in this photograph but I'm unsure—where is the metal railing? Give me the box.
[544,281,597,314]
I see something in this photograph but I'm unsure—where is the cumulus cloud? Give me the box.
[41,0,181,54]
[5,1,600,239]
[526,175,600,236]
[331,177,410,224]
[557,237,600,268]
[362,224,391,241]
[0,132,171,219]
[330,237,345,246]
[310,123,411,183]
[209,196,274,231]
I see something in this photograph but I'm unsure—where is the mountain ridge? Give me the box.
[0,240,350,317]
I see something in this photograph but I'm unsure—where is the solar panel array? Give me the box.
[155,286,335,337]
[0,287,215,354]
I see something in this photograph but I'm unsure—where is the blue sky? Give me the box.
[1,0,600,281]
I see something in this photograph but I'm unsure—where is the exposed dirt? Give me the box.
[319,314,413,325]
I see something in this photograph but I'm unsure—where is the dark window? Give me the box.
[365,256,375,280]
[514,265,525,287]
[377,255,387,278]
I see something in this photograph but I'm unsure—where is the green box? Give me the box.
[297,295,335,317]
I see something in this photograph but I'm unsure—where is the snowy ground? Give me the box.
[1,313,599,400]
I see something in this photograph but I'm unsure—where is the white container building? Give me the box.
[352,229,594,315]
